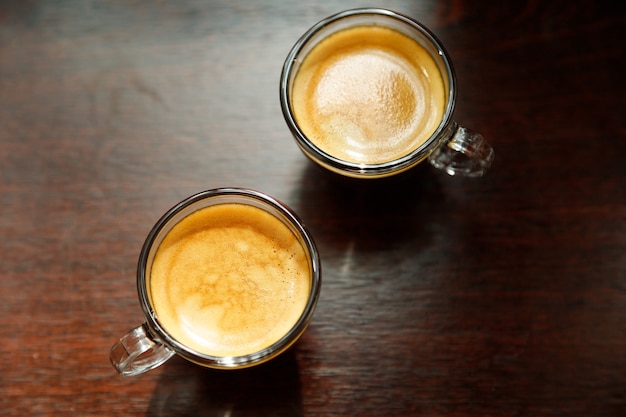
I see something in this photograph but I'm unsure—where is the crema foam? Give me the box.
[292,25,446,164]
[149,203,311,357]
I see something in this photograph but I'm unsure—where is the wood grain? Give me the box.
[1,0,625,415]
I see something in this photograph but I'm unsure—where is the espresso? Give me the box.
[292,25,446,164]
[149,203,311,357]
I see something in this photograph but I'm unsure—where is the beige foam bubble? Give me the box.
[150,204,311,357]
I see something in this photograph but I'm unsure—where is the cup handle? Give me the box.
[110,323,175,376]
[428,122,494,177]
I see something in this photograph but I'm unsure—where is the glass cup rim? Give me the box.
[280,7,458,177]
[136,187,322,369]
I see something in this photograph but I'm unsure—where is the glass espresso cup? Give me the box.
[110,188,321,376]
[280,8,494,179]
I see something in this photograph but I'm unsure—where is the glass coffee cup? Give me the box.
[110,188,321,376]
[280,8,494,179]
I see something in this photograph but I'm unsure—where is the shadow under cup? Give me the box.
[110,188,321,376]
[280,8,494,179]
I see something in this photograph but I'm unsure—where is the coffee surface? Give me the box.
[292,25,446,164]
[150,203,310,357]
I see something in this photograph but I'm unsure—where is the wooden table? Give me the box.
[1,1,625,415]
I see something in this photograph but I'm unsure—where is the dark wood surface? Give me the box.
[1,1,625,415]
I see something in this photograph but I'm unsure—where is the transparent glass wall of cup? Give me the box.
[110,188,321,376]
[280,8,494,179]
